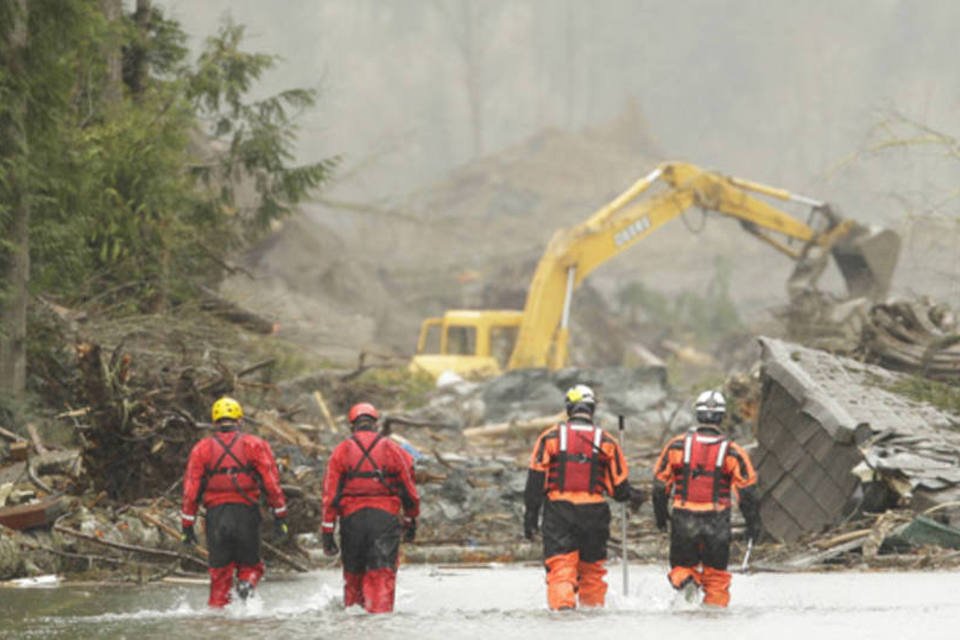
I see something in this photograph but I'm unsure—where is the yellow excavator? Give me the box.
[410,161,900,379]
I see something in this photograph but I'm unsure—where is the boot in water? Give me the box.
[236,580,254,602]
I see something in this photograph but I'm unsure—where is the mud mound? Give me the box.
[222,105,808,364]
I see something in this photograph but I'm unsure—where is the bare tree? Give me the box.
[434,0,492,158]
[0,0,29,402]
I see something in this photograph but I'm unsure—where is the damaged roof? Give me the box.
[756,336,960,542]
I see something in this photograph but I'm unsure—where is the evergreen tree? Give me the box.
[0,1,335,403]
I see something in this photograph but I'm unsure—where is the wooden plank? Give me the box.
[0,496,65,530]
[7,441,28,462]
[312,391,338,433]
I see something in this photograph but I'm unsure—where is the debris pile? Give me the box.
[755,336,960,544]
[862,298,960,382]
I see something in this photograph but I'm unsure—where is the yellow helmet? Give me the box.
[564,384,596,417]
[211,396,243,423]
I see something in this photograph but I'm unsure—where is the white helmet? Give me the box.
[565,384,597,418]
[695,390,726,425]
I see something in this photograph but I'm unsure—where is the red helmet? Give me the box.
[348,402,379,424]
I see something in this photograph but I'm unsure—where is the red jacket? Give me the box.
[321,430,420,534]
[181,429,287,528]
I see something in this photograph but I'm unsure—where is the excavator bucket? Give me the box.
[830,225,900,300]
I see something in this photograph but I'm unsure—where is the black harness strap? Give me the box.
[333,434,400,507]
[347,434,387,481]
[204,433,261,506]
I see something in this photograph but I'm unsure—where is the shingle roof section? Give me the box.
[757,336,960,542]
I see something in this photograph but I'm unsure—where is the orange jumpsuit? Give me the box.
[652,426,759,607]
[525,417,635,610]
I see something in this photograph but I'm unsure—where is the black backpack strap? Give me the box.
[348,434,385,479]
[205,433,260,506]
[333,434,399,507]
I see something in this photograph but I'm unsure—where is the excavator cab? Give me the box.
[409,310,523,379]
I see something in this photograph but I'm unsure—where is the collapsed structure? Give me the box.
[755,336,960,543]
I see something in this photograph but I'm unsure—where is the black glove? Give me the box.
[628,486,646,512]
[181,524,197,546]
[652,482,670,532]
[523,510,539,541]
[322,532,339,557]
[402,517,416,543]
[272,517,289,544]
[740,485,762,542]
[746,518,761,543]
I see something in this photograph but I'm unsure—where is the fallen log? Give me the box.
[53,523,207,570]
[660,339,718,368]
[262,540,310,573]
[0,425,27,443]
[401,543,541,564]
[198,286,276,335]
[383,415,456,433]
[463,412,565,439]
[812,528,873,550]
[19,535,132,568]
[137,511,209,559]
[251,411,322,454]
[312,391,338,433]
[26,423,48,455]
[785,535,870,569]
[137,508,308,572]
[26,462,54,495]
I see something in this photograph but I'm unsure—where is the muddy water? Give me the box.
[2,564,958,640]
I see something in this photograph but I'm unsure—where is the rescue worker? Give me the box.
[181,396,289,608]
[523,384,646,610]
[652,389,761,608]
[321,402,420,614]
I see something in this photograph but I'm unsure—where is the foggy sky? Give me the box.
[160,0,960,226]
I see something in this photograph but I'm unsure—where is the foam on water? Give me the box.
[4,565,960,640]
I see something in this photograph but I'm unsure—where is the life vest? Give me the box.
[202,432,261,505]
[546,423,605,494]
[676,429,731,507]
[334,434,401,505]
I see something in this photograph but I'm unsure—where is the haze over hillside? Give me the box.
[159,0,960,361]
[162,1,960,212]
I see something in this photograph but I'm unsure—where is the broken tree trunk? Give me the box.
[53,523,207,570]
[462,412,565,439]
[198,286,276,335]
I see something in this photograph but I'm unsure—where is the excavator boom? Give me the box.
[411,161,900,377]
[506,161,899,369]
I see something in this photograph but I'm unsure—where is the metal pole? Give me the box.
[618,414,628,596]
[740,538,754,574]
[559,266,576,330]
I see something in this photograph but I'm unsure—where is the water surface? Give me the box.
[2,564,956,639]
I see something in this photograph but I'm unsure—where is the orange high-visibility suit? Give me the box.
[524,417,642,610]
[652,425,760,607]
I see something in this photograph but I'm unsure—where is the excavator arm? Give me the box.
[507,161,899,369]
